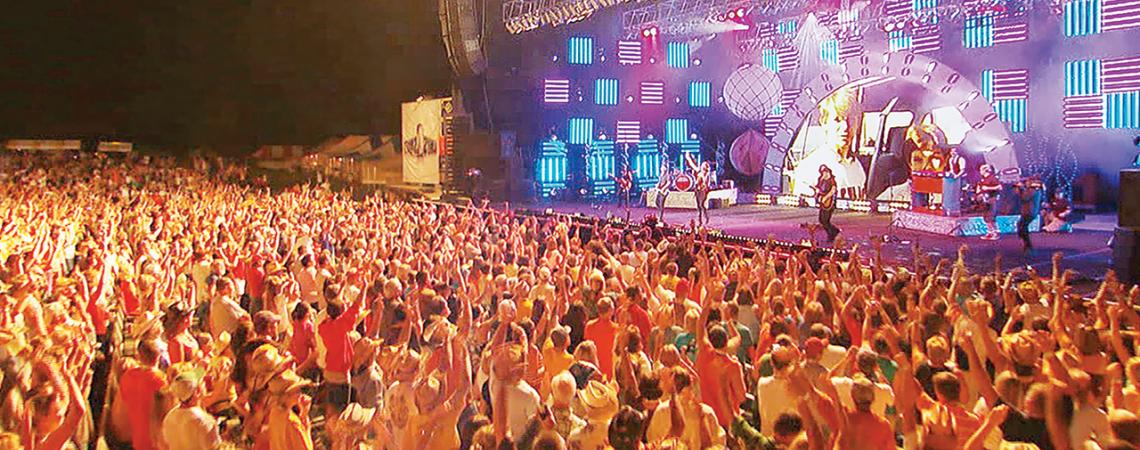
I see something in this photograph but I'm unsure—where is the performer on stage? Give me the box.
[976,164,1002,240]
[654,161,673,222]
[615,166,634,208]
[1013,176,1043,251]
[815,165,841,242]
[943,148,967,216]
[685,154,712,226]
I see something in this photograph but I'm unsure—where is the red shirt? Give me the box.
[119,280,140,316]
[837,410,896,450]
[289,319,315,363]
[318,303,361,376]
[118,366,167,450]
[235,257,266,300]
[583,318,619,378]
[620,304,652,346]
[696,349,745,428]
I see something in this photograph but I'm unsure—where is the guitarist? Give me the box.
[814,165,841,242]
[614,166,634,208]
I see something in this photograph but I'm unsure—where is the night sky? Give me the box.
[0,1,452,147]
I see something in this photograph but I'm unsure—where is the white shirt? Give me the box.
[756,375,796,435]
[209,295,248,338]
[161,406,220,450]
[489,378,541,439]
[646,399,727,449]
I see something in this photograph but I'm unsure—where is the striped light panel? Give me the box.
[1105,91,1140,128]
[1064,59,1102,96]
[595,78,619,105]
[913,0,938,13]
[665,119,688,144]
[762,48,780,72]
[616,121,641,143]
[992,69,1029,100]
[888,30,912,51]
[772,88,801,116]
[633,140,661,189]
[994,99,1028,132]
[667,42,690,68]
[543,79,570,103]
[568,37,594,65]
[689,81,712,108]
[536,140,568,195]
[964,16,994,47]
[617,40,643,65]
[762,117,782,138]
[778,19,798,34]
[640,81,665,105]
[912,25,941,53]
[678,141,701,166]
[587,140,616,195]
[820,39,840,65]
[839,41,864,61]
[569,118,594,145]
[1103,55,1140,92]
[1065,0,1102,36]
[1063,95,1106,128]
[884,0,913,19]
[994,20,1030,44]
[778,46,800,71]
[1103,0,1140,31]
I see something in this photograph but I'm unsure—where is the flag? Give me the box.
[617,40,642,65]
[1062,95,1105,128]
[1102,55,1140,93]
[993,20,1030,44]
[616,121,641,143]
[1102,0,1140,31]
[992,69,1029,100]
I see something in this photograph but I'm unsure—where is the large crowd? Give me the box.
[0,152,1138,450]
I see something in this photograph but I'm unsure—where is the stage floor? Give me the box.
[531,199,1115,281]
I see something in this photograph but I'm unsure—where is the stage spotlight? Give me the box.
[599,133,607,140]
[552,55,559,62]
[737,7,745,17]
[693,58,702,66]
[642,29,651,37]
[651,26,658,36]
[626,95,635,102]
[690,133,698,139]
[649,57,657,64]
[551,134,559,141]
[727,11,736,19]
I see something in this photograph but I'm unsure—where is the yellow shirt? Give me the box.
[542,346,574,395]
[267,406,313,450]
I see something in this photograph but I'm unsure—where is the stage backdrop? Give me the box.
[401,98,449,184]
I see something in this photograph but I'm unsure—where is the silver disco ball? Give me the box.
[723,64,783,122]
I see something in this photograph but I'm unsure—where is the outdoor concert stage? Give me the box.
[536,199,1115,277]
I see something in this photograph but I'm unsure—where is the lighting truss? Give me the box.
[623,0,1050,41]
[502,0,636,34]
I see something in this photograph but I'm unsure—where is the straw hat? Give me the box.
[577,380,619,421]
[249,344,289,380]
[267,368,313,397]
[168,367,206,403]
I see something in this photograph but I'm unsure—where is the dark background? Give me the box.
[0,0,452,147]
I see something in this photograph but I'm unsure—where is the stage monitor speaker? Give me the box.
[1113,226,1140,285]
[1120,169,1140,227]
[438,0,487,77]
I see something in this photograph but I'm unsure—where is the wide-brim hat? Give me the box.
[267,368,313,396]
[578,380,619,420]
